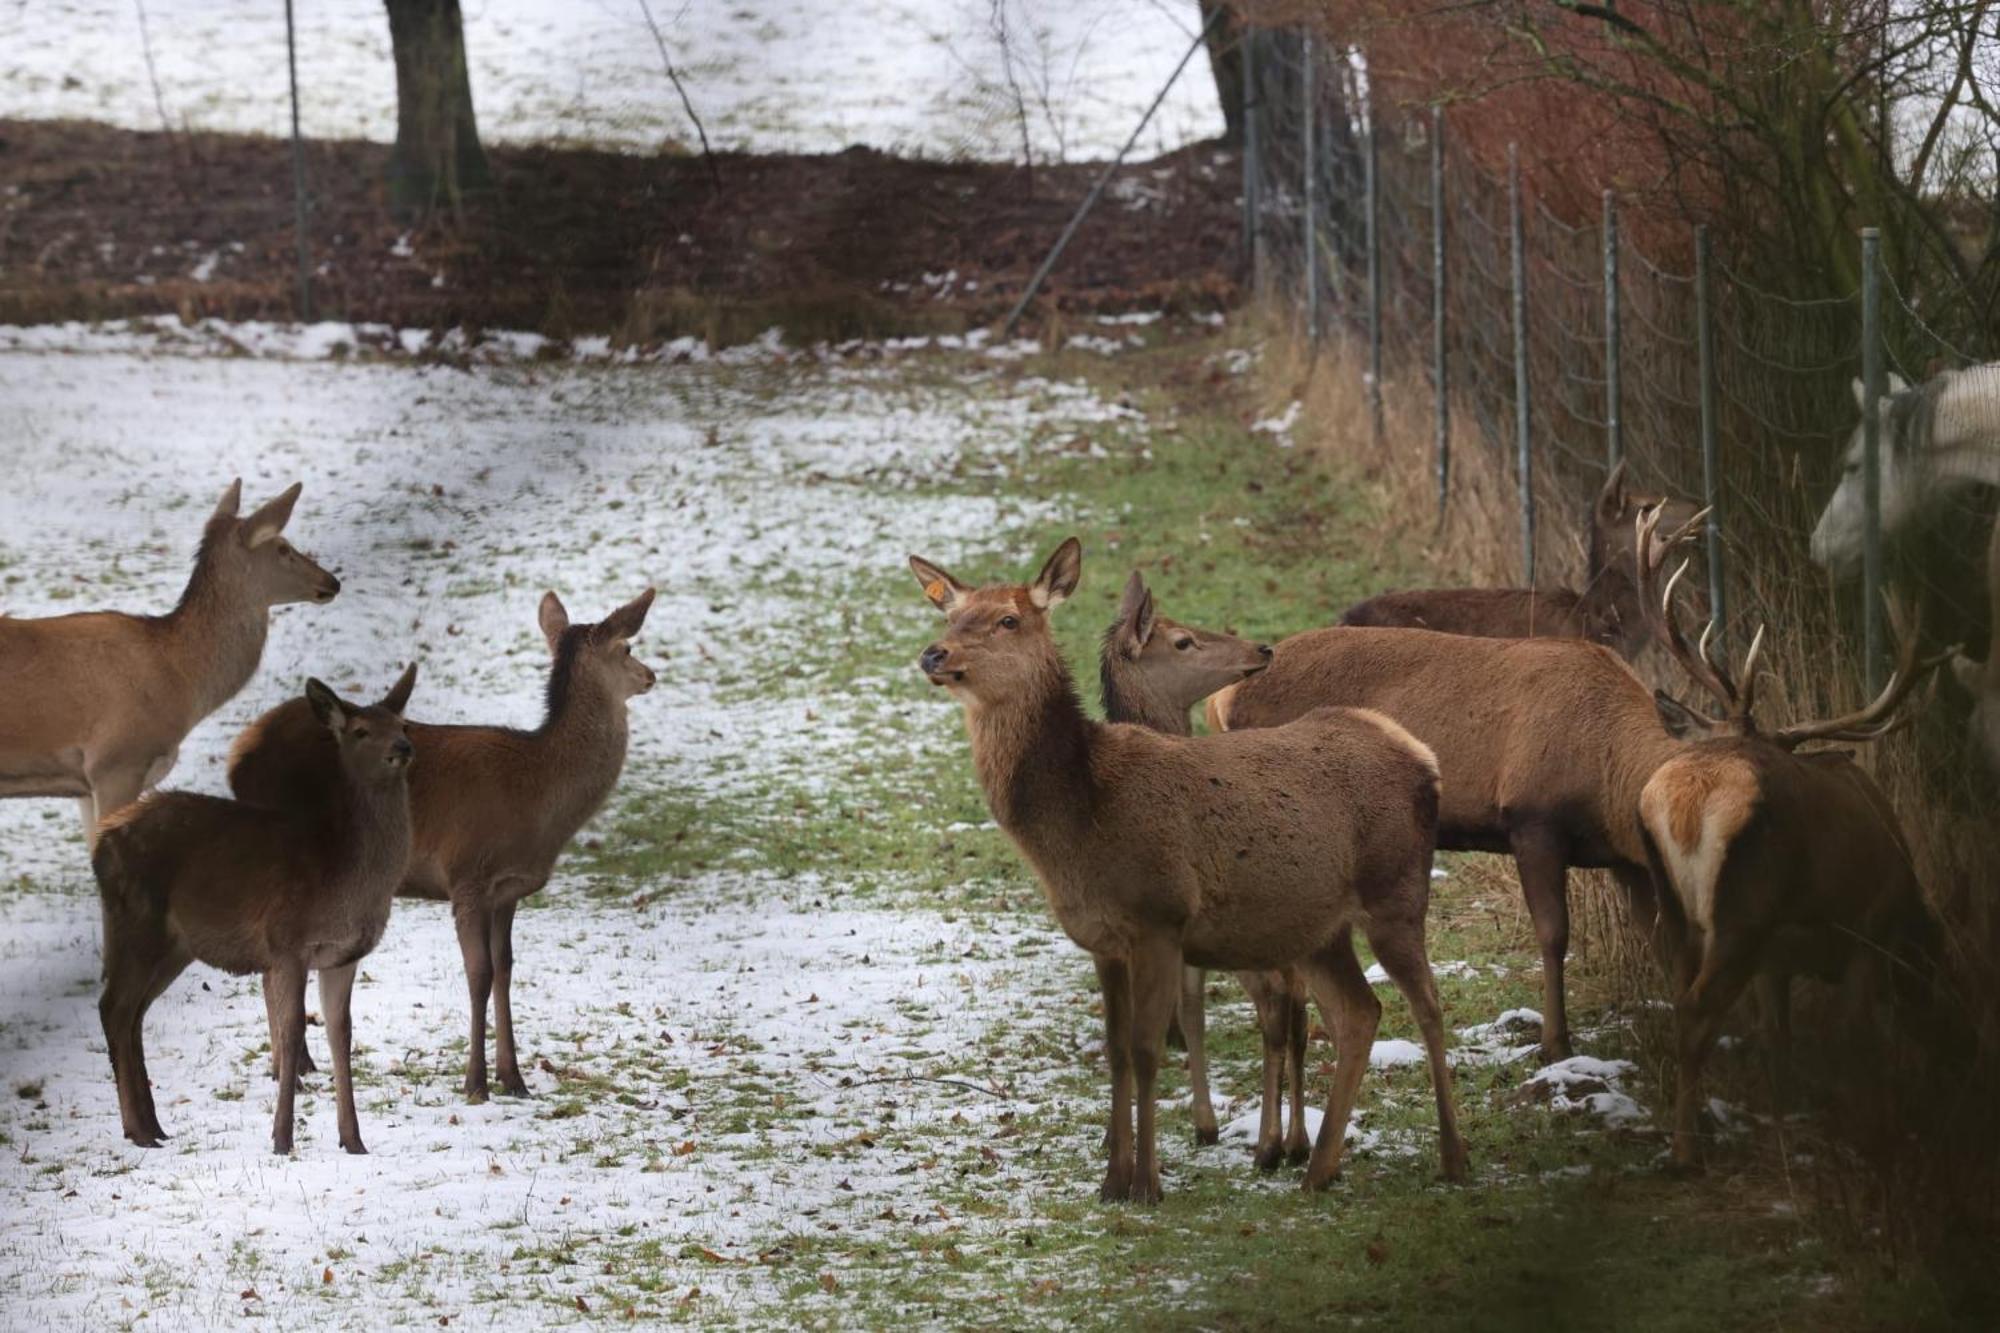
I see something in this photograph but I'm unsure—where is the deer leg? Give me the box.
[1670,933,1763,1173]
[98,912,181,1147]
[1165,967,1191,1052]
[1239,970,1287,1170]
[454,899,496,1103]
[1126,936,1183,1205]
[1509,826,1574,1063]
[267,961,308,1155]
[262,981,319,1085]
[1753,967,1794,1110]
[1364,906,1471,1183]
[1298,929,1382,1193]
[82,766,147,852]
[1283,974,1312,1166]
[1093,954,1134,1203]
[126,938,192,1145]
[490,899,530,1098]
[1181,966,1217,1146]
[319,962,365,1154]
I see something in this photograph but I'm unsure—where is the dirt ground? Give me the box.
[0,120,1241,340]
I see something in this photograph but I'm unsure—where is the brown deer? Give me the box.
[1632,517,1945,1170]
[911,538,1467,1200]
[228,589,657,1102]
[0,480,340,844]
[1950,515,2000,771]
[1207,527,1722,1064]
[91,672,415,1154]
[1341,461,1698,660]
[1096,570,1311,1169]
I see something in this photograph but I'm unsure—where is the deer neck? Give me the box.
[1575,559,1640,646]
[159,557,272,717]
[1098,659,1193,736]
[531,672,632,829]
[965,653,1097,843]
[329,774,413,895]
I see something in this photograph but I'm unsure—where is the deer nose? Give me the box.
[919,644,950,676]
[391,737,414,762]
[318,575,342,601]
[1257,644,1274,659]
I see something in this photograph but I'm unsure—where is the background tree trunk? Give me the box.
[385,0,490,220]
[1198,0,1243,148]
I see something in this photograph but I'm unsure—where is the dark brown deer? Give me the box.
[1206,524,1725,1063]
[0,480,340,844]
[1341,461,1697,660]
[1949,514,2000,771]
[91,673,415,1154]
[912,539,1466,1200]
[1632,517,1945,1169]
[1096,570,1311,1169]
[228,590,657,1102]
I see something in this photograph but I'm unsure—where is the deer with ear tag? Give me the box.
[230,589,658,1101]
[0,479,340,844]
[913,539,1465,1200]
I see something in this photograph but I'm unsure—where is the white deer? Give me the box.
[1810,363,2000,574]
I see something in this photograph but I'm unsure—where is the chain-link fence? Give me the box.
[1243,27,1997,767]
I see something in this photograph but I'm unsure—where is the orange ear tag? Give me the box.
[926,581,946,602]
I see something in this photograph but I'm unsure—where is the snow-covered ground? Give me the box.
[0,0,1225,161]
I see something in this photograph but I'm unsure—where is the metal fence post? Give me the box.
[1365,115,1383,437]
[1508,144,1534,583]
[1602,190,1621,467]
[1241,29,1258,279]
[1694,225,1727,647]
[1302,36,1318,339]
[1860,226,1885,691]
[1430,107,1448,520]
[285,0,312,321]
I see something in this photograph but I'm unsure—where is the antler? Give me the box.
[1767,596,1946,749]
[1635,503,1747,726]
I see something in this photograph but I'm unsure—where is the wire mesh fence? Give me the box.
[1243,32,1998,786]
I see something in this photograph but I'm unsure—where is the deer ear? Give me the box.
[1029,537,1082,610]
[210,478,243,525]
[1851,376,1867,411]
[539,591,571,650]
[243,482,302,547]
[1117,570,1156,649]
[1593,459,1629,520]
[1887,370,1910,395]
[1951,650,1986,696]
[305,677,347,729]
[1652,690,1708,739]
[908,555,970,614]
[379,663,418,715]
[601,587,656,640]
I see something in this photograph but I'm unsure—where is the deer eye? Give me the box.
[998,615,1020,631]
[353,727,370,739]
[1174,638,1193,651]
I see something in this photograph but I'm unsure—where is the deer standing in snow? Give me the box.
[913,539,1466,1200]
[0,480,339,844]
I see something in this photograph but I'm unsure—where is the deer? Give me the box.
[1205,504,1723,1066]
[1096,569,1311,1169]
[1632,506,1946,1170]
[911,538,1467,1201]
[0,480,340,845]
[1340,461,1699,660]
[228,589,657,1102]
[90,672,415,1155]
[1949,514,2000,772]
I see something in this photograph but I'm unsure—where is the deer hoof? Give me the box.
[341,1138,368,1156]
[1286,1141,1313,1167]
[1130,1171,1164,1205]
[1302,1162,1344,1193]
[1440,1146,1471,1183]
[463,1080,490,1105]
[124,1129,164,1150]
[1194,1124,1219,1147]
[1098,1161,1134,1203]
[497,1074,532,1099]
[1252,1141,1285,1173]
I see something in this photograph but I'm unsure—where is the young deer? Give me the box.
[91,673,415,1154]
[1096,570,1311,1169]
[0,480,340,844]
[912,539,1467,1200]
[1207,556,1718,1064]
[229,589,657,1102]
[1632,513,1945,1169]
[1342,462,1698,660]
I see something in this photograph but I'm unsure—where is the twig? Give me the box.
[132,0,174,137]
[839,1074,1010,1100]
[635,0,720,189]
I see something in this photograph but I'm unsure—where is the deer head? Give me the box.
[1590,460,1700,579]
[1638,505,1941,749]
[540,589,659,703]
[1102,570,1271,721]
[201,479,342,608]
[910,538,1081,706]
[305,673,414,787]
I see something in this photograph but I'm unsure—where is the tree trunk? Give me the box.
[384,0,491,220]
[1199,0,1244,147]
